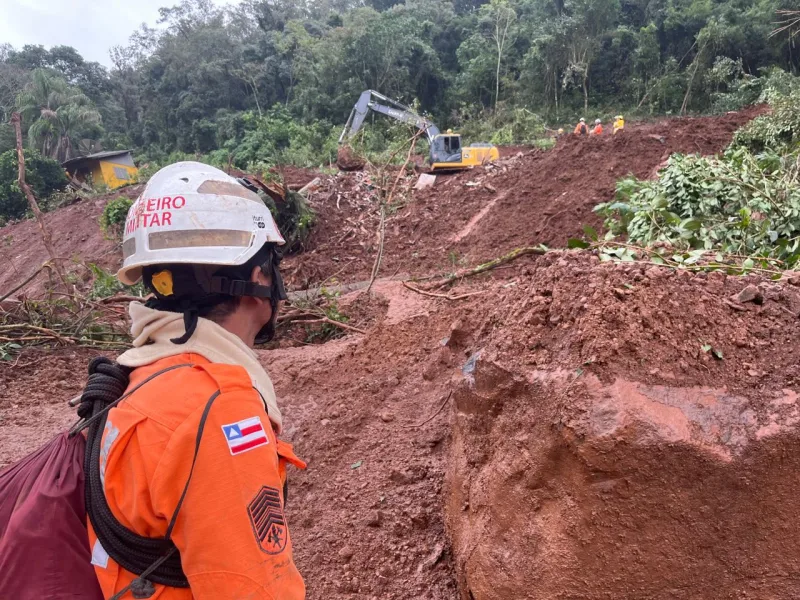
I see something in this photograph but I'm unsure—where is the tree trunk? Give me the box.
[496,50,502,109]
[583,71,589,113]
[11,112,68,291]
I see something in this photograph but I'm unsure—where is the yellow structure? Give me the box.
[430,134,500,171]
[62,150,138,190]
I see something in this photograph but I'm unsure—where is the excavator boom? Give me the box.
[339,90,440,143]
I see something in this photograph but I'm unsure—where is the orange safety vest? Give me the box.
[574,123,588,135]
[88,353,306,599]
[592,124,603,135]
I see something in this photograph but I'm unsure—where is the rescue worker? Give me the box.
[88,162,306,599]
[613,115,625,134]
[574,118,588,135]
[591,119,603,135]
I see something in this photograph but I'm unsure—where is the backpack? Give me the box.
[0,357,211,600]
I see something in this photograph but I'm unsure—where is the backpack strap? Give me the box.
[80,358,222,597]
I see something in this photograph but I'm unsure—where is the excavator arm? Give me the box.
[339,90,440,143]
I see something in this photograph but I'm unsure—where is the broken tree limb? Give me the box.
[0,263,51,304]
[366,204,386,295]
[421,246,548,290]
[11,113,68,290]
[402,281,488,301]
[294,317,366,335]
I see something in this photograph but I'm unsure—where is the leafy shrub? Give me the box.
[731,70,800,154]
[595,148,800,265]
[100,196,133,237]
[88,263,145,299]
[0,149,68,221]
[262,190,316,254]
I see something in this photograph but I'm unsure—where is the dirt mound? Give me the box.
[274,166,323,190]
[336,145,366,171]
[443,250,800,599]
[284,107,765,289]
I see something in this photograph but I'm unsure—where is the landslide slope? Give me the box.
[283,107,763,289]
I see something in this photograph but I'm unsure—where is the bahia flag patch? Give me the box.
[222,416,269,455]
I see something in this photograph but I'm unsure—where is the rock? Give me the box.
[365,510,383,527]
[338,546,355,561]
[736,284,764,305]
[413,173,437,191]
[298,177,322,195]
[484,183,497,193]
[321,419,331,426]
[379,411,395,423]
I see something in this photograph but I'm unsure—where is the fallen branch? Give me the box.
[366,205,386,295]
[402,281,488,301]
[0,263,51,304]
[422,246,548,290]
[98,294,148,304]
[296,317,366,335]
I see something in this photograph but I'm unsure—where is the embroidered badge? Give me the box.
[248,486,287,554]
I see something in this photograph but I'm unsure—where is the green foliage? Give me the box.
[100,196,133,237]
[732,72,800,153]
[304,288,350,343]
[596,147,800,266]
[0,148,67,221]
[263,190,316,254]
[88,263,145,299]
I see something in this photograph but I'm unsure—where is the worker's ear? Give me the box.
[250,265,272,287]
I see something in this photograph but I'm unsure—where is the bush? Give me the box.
[100,196,133,238]
[0,149,68,221]
[595,147,800,266]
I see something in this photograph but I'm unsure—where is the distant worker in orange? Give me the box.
[574,118,588,136]
[86,162,306,599]
[613,115,625,134]
[591,119,603,135]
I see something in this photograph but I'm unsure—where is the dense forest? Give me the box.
[1,0,799,170]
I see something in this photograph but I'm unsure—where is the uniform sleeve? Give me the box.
[150,387,305,600]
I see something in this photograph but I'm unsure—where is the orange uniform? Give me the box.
[88,353,306,599]
[574,122,588,135]
[592,124,603,135]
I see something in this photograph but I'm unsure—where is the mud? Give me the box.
[284,107,765,289]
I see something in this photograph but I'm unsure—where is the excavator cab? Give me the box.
[430,133,463,164]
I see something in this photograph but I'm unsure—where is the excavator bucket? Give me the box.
[336,145,366,171]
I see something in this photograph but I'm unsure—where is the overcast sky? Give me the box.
[1,0,239,68]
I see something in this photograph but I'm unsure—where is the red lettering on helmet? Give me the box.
[162,197,172,210]
[161,212,172,226]
[172,196,186,209]
[146,198,156,212]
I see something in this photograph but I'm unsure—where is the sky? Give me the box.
[0,0,239,68]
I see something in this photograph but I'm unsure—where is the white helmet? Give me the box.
[580,118,585,122]
[118,162,284,285]
[595,119,602,124]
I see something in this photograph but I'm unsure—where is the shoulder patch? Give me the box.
[222,416,269,455]
[248,486,287,554]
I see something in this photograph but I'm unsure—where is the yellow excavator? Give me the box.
[338,90,499,171]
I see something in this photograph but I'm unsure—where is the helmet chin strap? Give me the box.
[208,246,287,345]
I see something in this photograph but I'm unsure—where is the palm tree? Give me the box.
[16,69,102,163]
